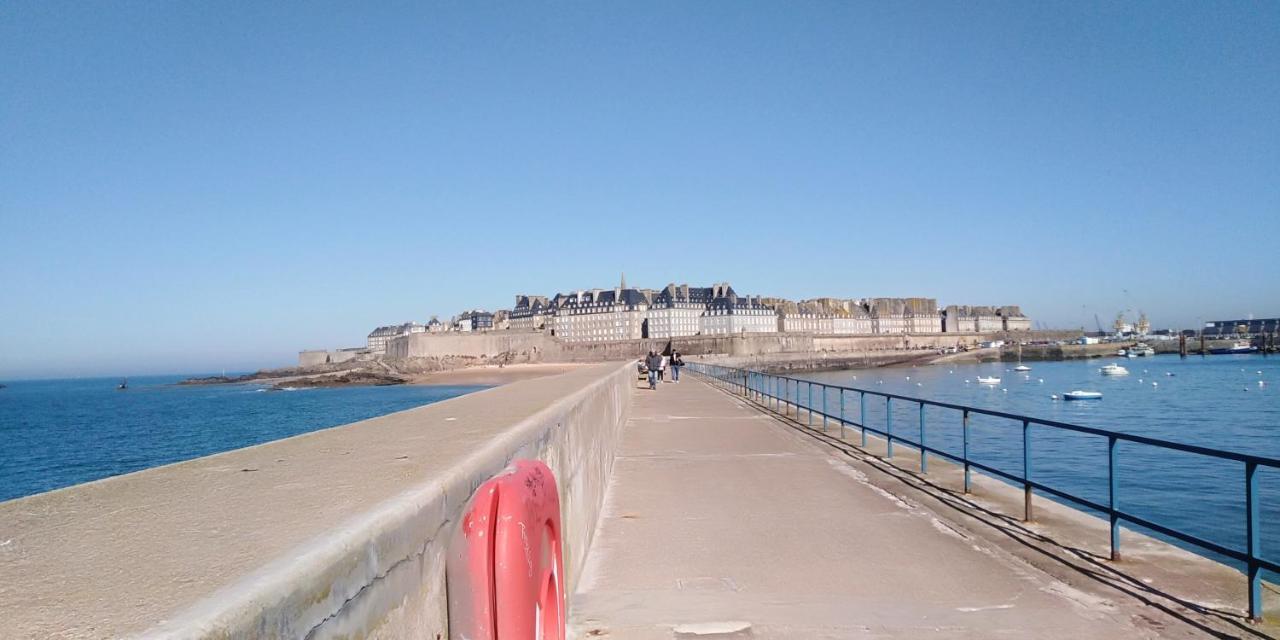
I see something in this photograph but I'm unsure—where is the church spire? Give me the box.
[620,272,627,290]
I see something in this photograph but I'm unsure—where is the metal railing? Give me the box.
[688,362,1277,622]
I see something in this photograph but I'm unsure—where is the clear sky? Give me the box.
[2,2,1277,378]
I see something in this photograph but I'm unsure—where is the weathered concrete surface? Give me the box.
[570,376,1275,638]
[0,362,631,639]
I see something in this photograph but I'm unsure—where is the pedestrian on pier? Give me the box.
[670,352,684,383]
[645,350,662,390]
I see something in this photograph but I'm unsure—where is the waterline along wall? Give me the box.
[0,363,633,639]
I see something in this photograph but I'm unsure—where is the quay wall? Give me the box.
[0,363,633,639]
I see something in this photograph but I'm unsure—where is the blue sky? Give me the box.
[2,2,1277,378]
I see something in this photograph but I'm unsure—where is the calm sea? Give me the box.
[0,375,486,502]
[793,354,1280,574]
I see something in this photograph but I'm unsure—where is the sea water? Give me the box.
[0,375,486,502]
[793,354,1280,573]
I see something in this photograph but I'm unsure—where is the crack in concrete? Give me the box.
[302,516,453,640]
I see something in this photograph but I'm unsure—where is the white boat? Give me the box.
[1100,363,1130,376]
[1064,390,1102,400]
[977,376,1001,385]
[1014,365,1031,372]
[1129,343,1155,357]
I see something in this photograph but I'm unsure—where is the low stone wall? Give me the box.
[0,363,633,639]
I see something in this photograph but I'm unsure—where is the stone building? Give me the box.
[453,310,494,332]
[510,295,551,331]
[701,286,776,335]
[646,284,715,339]
[366,322,426,354]
[550,286,651,343]
[998,306,1032,332]
[943,305,1026,333]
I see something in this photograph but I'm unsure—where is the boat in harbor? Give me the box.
[1129,343,1155,357]
[977,376,1001,384]
[1014,365,1031,372]
[1209,340,1257,355]
[1100,363,1130,376]
[1063,390,1102,400]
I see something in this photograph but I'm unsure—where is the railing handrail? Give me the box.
[733,369,1280,468]
[687,361,1275,621]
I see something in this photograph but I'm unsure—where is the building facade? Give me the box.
[550,287,651,342]
[366,322,426,354]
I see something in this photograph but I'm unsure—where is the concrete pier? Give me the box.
[570,375,1275,639]
[2,364,1274,638]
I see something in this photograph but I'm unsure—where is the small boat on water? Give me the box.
[1129,343,1155,357]
[1014,365,1031,372]
[1064,390,1103,400]
[1100,364,1130,376]
[117,378,128,390]
[1209,340,1258,355]
[977,376,1001,385]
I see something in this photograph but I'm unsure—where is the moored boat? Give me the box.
[1014,365,1031,372]
[1129,343,1155,357]
[1100,363,1129,376]
[1064,390,1102,400]
[977,376,1001,384]
[1209,340,1257,355]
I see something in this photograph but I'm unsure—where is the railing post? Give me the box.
[962,410,971,493]
[1246,461,1262,622]
[919,402,927,473]
[839,388,845,439]
[859,391,867,447]
[1022,419,1033,522]
[822,384,828,432]
[1108,435,1120,561]
[886,397,894,459]
[807,382,813,427]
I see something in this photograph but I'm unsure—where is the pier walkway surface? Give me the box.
[569,375,1254,639]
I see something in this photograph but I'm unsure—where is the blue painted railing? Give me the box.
[688,362,1277,622]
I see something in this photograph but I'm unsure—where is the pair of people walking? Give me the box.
[645,350,684,390]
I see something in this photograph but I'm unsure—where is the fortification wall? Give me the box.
[298,349,362,367]
[385,331,554,360]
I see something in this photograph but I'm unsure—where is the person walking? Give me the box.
[670,351,684,383]
[645,350,662,390]
[658,354,668,382]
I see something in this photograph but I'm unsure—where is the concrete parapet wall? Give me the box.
[0,363,633,639]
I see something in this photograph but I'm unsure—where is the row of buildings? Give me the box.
[363,278,1031,352]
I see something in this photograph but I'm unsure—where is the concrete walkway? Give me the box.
[569,376,1199,639]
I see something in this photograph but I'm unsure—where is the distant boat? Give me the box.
[117,378,128,390]
[1209,340,1257,355]
[1064,390,1103,400]
[977,376,1001,385]
[1100,364,1130,376]
[1014,365,1031,372]
[1129,343,1155,357]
